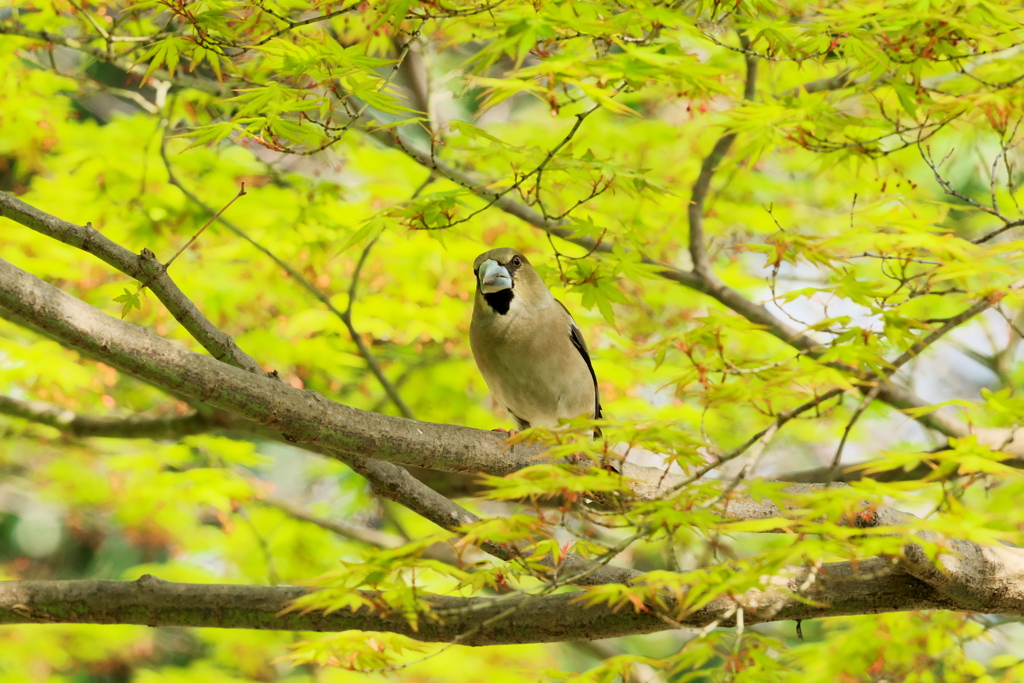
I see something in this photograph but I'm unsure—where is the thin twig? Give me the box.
[335,236,415,418]
[0,190,265,375]
[160,140,414,419]
[829,382,883,474]
[236,506,281,585]
[164,183,246,270]
[688,33,758,277]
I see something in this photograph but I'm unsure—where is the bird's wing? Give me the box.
[555,300,602,430]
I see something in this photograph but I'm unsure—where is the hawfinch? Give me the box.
[470,248,602,436]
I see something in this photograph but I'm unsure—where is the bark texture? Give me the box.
[0,568,974,645]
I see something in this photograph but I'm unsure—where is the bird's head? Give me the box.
[472,248,550,315]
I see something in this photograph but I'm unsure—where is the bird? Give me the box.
[470,247,602,436]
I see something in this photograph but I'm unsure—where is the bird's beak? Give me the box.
[478,259,513,294]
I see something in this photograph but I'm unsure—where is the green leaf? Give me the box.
[114,287,142,318]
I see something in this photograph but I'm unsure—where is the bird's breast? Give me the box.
[470,312,595,428]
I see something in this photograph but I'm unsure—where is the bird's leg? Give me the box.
[491,428,520,436]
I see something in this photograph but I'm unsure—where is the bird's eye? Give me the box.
[512,256,522,267]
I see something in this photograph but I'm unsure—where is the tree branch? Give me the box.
[0,560,1012,644]
[338,236,416,419]
[0,191,266,376]
[0,25,222,94]
[236,3,362,48]
[258,495,474,565]
[395,34,434,133]
[718,483,1024,617]
[0,395,213,439]
[688,35,758,278]
[259,496,409,550]
[780,69,855,97]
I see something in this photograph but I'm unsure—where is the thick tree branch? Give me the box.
[719,489,1024,620]
[0,560,1012,644]
[872,505,1024,610]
